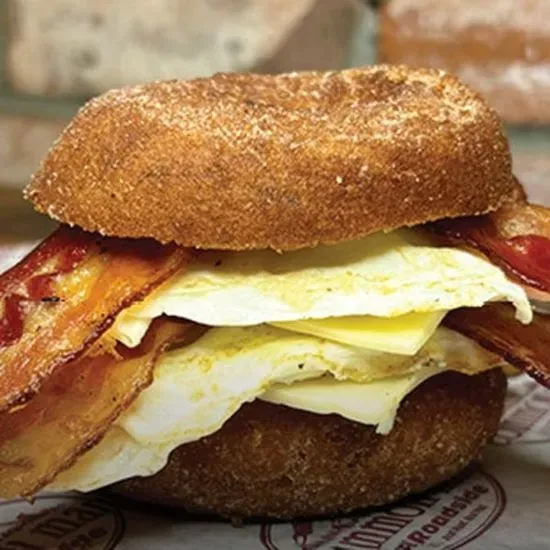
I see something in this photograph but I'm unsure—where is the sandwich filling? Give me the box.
[50,228,524,491]
[1,198,549,499]
[110,229,531,347]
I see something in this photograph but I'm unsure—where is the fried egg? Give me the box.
[110,230,531,352]
[50,324,502,492]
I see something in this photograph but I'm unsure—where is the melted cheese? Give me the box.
[261,367,442,434]
[272,311,446,355]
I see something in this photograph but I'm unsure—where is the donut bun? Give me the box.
[26,65,514,251]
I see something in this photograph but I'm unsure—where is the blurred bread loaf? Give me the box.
[379,0,550,124]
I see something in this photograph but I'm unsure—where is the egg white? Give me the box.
[110,230,531,348]
[50,324,502,492]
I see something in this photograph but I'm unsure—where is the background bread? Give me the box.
[111,369,506,520]
[379,0,550,125]
[26,65,514,251]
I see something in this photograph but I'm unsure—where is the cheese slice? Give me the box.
[260,367,441,434]
[272,311,446,355]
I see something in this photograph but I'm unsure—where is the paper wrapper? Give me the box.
[1,243,550,550]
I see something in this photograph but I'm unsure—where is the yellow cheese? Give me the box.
[272,311,446,355]
[260,367,442,434]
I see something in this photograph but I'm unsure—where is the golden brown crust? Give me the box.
[111,369,506,519]
[26,66,514,251]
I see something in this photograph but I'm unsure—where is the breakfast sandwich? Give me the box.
[0,65,549,520]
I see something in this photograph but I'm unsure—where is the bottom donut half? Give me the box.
[111,369,506,520]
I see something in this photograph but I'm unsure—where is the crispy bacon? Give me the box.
[0,227,189,412]
[0,317,199,499]
[444,305,550,388]
[429,197,550,385]
[429,200,550,295]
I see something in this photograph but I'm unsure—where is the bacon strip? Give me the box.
[429,197,550,385]
[445,305,550,388]
[0,227,189,412]
[0,317,198,499]
[429,201,550,295]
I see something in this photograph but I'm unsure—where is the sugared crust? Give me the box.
[111,369,506,519]
[26,66,514,251]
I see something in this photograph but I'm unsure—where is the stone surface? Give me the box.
[512,152,550,205]
[0,188,55,244]
[4,0,366,96]
[256,0,366,73]
[0,114,68,188]
[508,129,550,205]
